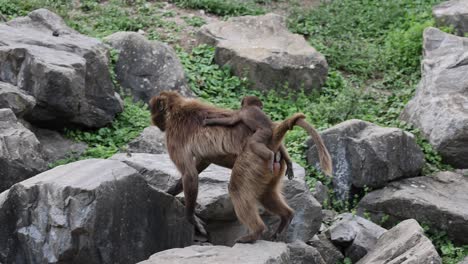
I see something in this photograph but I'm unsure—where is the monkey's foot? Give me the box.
[192,215,207,236]
[234,232,261,244]
[268,233,279,242]
[286,164,294,180]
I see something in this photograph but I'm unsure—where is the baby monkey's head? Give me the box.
[241,96,263,109]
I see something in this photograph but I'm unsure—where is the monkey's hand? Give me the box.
[188,215,207,236]
[286,162,294,180]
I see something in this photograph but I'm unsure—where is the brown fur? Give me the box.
[204,96,276,173]
[149,91,332,242]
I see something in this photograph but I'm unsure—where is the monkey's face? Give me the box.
[149,95,167,131]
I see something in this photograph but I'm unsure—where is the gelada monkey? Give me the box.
[204,96,276,173]
[149,91,331,242]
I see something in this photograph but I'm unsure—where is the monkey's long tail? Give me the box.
[272,114,332,176]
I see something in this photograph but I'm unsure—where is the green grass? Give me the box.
[183,15,206,27]
[0,0,184,42]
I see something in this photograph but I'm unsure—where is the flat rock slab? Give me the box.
[0,9,122,128]
[306,119,424,201]
[358,171,468,244]
[401,27,468,168]
[433,0,468,36]
[104,32,192,103]
[137,240,290,264]
[0,159,193,264]
[356,219,441,264]
[197,13,328,93]
[111,153,180,192]
[0,108,45,191]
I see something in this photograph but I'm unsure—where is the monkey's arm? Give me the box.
[204,115,241,126]
[279,144,294,180]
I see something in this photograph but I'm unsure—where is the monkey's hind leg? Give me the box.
[181,168,207,236]
[229,180,266,243]
[260,189,294,241]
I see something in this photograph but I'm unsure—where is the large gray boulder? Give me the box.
[308,234,344,264]
[288,240,325,264]
[401,27,468,168]
[0,108,45,191]
[311,181,329,205]
[0,81,35,117]
[0,159,193,264]
[111,153,322,246]
[433,0,468,36]
[126,126,166,154]
[110,153,180,193]
[33,127,87,164]
[356,219,441,264]
[197,13,328,93]
[327,213,386,262]
[104,32,192,103]
[306,119,424,201]
[0,9,123,128]
[137,240,290,264]
[358,171,468,244]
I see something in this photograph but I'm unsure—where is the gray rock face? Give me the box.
[0,108,45,191]
[203,162,322,246]
[459,255,468,264]
[197,13,328,93]
[0,81,35,117]
[288,240,325,264]
[327,213,386,262]
[110,153,180,193]
[137,240,290,264]
[308,234,344,264]
[111,153,322,246]
[401,28,468,168]
[356,219,441,264]
[104,32,191,103]
[0,159,193,264]
[33,127,87,164]
[433,0,468,36]
[312,181,329,205]
[126,126,167,154]
[0,9,123,128]
[280,164,323,243]
[358,171,468,244]
[306,119,424,201]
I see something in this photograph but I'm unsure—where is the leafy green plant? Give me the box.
[170,0,264,16]
[65,97,150,160]
[422,224,468,264]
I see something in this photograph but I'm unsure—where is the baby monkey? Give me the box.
[204,96,278,174]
